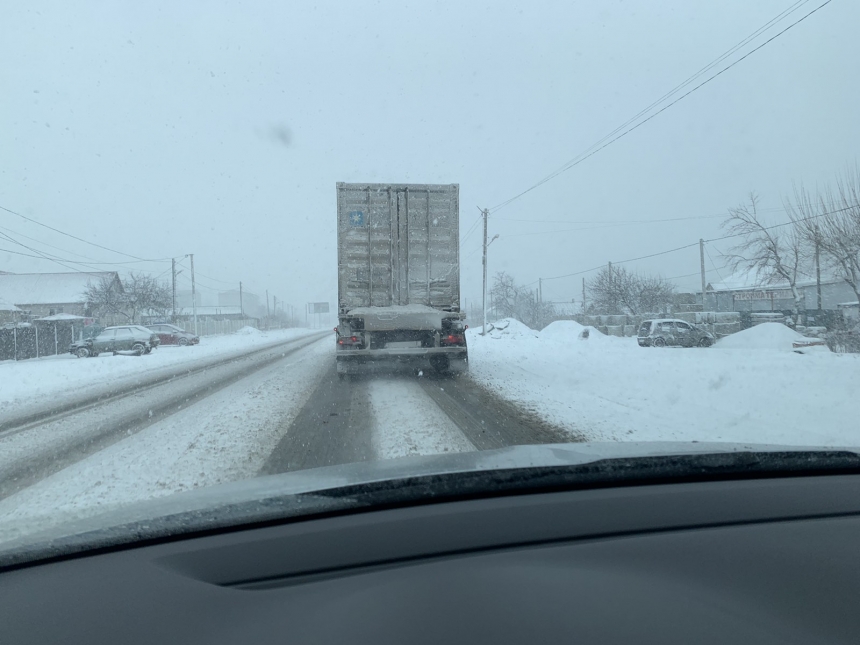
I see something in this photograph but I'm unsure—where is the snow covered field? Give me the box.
[0,327,321,416]
[467,320,860,447]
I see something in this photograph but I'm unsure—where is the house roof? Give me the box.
[706,269,842,293]
[144,306,250,317]
[0,272,119,306]
[0,298,22,312]
[36,313,89,321]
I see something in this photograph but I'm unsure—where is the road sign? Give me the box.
[308,302,329,314]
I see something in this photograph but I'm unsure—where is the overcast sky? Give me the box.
[2,0,858,319]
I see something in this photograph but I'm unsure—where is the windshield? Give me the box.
[1,0,858,552]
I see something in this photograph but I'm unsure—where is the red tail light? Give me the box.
[442,334,465,346]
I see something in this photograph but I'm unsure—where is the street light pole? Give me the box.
[482,208,488,335]
[171,258,177,323]
[190,253,198,336]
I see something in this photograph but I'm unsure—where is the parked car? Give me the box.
[130,325,161,348]
[146,323,200,347]
[69,325,154,358]
[637,319,715,348]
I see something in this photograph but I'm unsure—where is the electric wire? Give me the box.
[488,0,833,213]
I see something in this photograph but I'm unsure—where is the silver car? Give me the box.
[637,319,715,348]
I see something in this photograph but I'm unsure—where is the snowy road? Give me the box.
[0,335,575,544]
[260,367,573,475]
[0,332,329,499]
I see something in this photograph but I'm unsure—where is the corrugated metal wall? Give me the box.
[337,183,459,311]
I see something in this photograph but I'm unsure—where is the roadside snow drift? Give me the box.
[716,322,817,351]
[0,328,320,415]
[467,319,857,447]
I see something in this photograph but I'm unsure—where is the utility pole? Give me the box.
[699,239,707,312]
[171,258,177,323]
[266,290,270,319]
[482,208,489,335]
[239,281,244,317]
[582,277,586,312]
[273,296,277,321]
[190,253,198,336]
[538,278,543,305]
[815,237,822,311]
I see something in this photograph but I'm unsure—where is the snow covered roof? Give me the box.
[707,269,840,293]
[36,313,88,321]
[171,306,246,317]
[0,272,119,306]
[0,298,22,312]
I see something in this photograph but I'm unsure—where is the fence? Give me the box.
[0,322,82,361]
[175,318,262,337]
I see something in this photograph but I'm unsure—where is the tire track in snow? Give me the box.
[0,338,333,545]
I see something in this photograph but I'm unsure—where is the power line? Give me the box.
[540,203,852,283]
[704,244,726,282]
[0,203,172,263]
[460,213,484,246]
[529,0,812,194]
[0,230,106,274]
[0,223,168,268]
[490,210,786,226]
[489,0,833,213]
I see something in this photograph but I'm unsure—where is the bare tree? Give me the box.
[83,276,126,321]
[815,171,860,311]
[586,265,674,315]
[722,193,808,322]
[123,272,172,323]
[83,272,171,324]
[489,272,557,329]
[489,272,519,320]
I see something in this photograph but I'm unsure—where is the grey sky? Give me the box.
[2,1,857,317]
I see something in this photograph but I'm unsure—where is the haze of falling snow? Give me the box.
[3,1,859,320]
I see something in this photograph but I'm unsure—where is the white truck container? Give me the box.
[335,182,467,376]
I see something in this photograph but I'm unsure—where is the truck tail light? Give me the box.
[338,335,361,346]
[442,334,465,346]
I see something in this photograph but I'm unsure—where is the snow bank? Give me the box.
[0,338,333,543]
[540,320,585,340]
[716,322,811,351]
[0,328,320,413]
[236,326,262,335]
[467,318,858,448]
[486,318,539,340]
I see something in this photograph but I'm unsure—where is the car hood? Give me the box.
[1,441,859,568]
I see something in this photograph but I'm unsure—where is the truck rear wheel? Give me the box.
[429,355,450,374]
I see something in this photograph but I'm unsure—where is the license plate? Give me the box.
[385,340,421,349]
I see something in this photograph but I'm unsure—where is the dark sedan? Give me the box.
[147,323,200,346]
[70,325,154,358]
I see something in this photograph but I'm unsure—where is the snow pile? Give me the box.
[486,318,539,340]
[716,322,812,351]
[540,321,616,344]
[540,320,585,340]
[467,318,858,447]
[236,326,262,335]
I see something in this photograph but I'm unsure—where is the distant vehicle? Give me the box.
[637,319,715,348]
[69,325,154,358]
[147,323,200,347]
[335,183,467,377]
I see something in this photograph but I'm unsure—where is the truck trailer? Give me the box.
[335,182,467,377]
